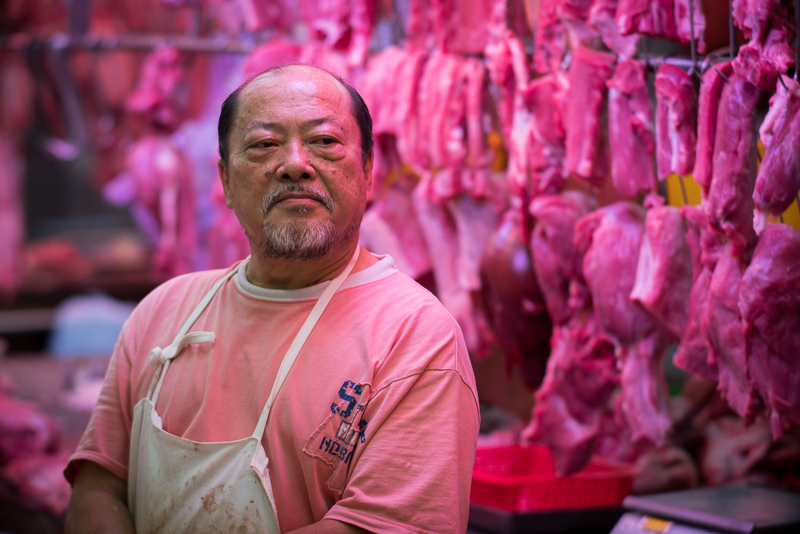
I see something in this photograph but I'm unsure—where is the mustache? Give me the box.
[262,184,334,213]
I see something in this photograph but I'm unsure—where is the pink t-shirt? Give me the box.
[66,254,480,533]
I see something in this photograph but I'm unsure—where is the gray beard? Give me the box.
[253,184,359,261]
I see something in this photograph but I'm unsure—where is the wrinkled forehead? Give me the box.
[241,65,351,114]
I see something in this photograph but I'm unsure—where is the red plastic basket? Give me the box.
[470,444,634,512]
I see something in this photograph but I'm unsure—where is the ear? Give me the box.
[363,150,374,203]
[217,159,234,208]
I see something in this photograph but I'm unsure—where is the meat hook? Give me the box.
[777,72,789,90]
[714,68,729,83]
[678,175,689,205]
[796,0,799,80]
[729,0,736,59]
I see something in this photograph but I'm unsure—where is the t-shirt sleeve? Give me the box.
[64,327,135,484]
[323,326,480,533]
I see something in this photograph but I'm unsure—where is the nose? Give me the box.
[275,140,316,182]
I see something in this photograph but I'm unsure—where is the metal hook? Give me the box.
[729,0,736,60]
[678,175,689,205]
[796,0,799,80]
[714,68,730,83]
[778,72,789,90]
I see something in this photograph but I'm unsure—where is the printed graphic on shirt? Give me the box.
[304,379,371,493]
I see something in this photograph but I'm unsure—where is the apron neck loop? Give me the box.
[251,247,361,439]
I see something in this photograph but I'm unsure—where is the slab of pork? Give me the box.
[693,62,734,193]
[654,64,698,179]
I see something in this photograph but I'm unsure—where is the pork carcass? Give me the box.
[479,208,553,389]
[574,202,655,346]
[529,191,596,326]
[607,59,657,198]
[533,0,568,73]
[672,206,719,380]
[565,47,616,186]
[693,62,734,193]
[524,73,569,195]
[739,224,800,437]
[753,75,800,232]
[631,206,693,340]
[704,243,762,420]
[732,0,796,91]
[588,0,640,59]
[654,64,698,179]
[705,74,761,255]
[523,312,618,475]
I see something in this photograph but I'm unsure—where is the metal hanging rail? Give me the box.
[0,32,258,54]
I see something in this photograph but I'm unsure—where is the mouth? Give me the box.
[263,187,333,213]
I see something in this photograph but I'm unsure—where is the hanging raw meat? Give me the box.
[616,0,706,52]
[525,73,569,195]
[693,62,734,194]
[588,0,640,59]
[406,0,493,55]
[705,74,761,255]
[529,191,596,326]
[533,0,567,73]
[704,243,763,421]
[0,395,61,465]
[753,75,800,232]
[243,39,302,77]
[731,0,796,91]
[522,311,617,475]
[556,0,599,48]
[607,59,657,198]
[479,208,553,389]
[654,64,698,179]
[1,451,73,516]
[739,224,800,437]
[565,46,616,187]
[631,205,693,341]
[205,179,250,270]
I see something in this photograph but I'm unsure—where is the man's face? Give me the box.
[219,67,373,261]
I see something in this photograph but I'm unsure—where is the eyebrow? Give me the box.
[245,117,344,133]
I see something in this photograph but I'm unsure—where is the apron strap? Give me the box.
[147,264,241,403]
[251,247,360,439]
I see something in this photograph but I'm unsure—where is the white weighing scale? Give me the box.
[610,485,800,534]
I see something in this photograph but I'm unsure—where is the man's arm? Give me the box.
[65,461,135,534]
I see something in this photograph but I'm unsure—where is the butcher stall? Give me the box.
[2,0,800,532]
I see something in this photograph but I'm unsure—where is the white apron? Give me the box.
[128,249,359,533]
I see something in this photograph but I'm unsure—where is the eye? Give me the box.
[315,137,337,146]
[253,140,278,149]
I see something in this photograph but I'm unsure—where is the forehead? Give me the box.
[237,67,354,125]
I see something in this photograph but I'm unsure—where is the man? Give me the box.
[65,64,480,533]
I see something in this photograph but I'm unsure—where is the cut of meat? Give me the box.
[479,209,553,389]
[674,0,706,53]
[533,0,567,73]
[693,62,734,193]
[654,64,698,179]
[1,451,72,516]
[753,75,800,231]
[524,73,569,195]
[565,46,616,187]
[704,244,762,420]
[530,191,596,326]
[574,201,655,346]
[557,0,599,48]
[522,312,617,475]
[588,0,640,59]
[607,59,657,197]
[705,74,761,255]
[631,206,693,341]
[731,0,796,91]
[739,223,800,437]
[0,395,61,464]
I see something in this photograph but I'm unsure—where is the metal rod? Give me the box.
[796,0,799,80]
[729,0,736,59]
[779,213,785,223]
[0,32,256,54]
[778,72,789,90]
[678,175,689,205]
[715,67,730,82]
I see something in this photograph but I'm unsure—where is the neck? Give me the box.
[244,244,375,290]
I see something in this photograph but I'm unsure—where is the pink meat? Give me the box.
[0,395,61,464]
[631,206,692,341]
[588,0,640,59]
[557,0,599,47]
[525,73,569,195]
[243,39,302,77]
[704,244,762,420]
[732,0,796,91]
[523,312,618,475]
[206,179,250,270]
[617,0,677,39]
[617,332,672,446]
[753,75,800,228]
[533,0,568,73]
[739,224,800,437]
[705,74,761,255]
[126,47,190,134]
[674,0,707,53]
[654,64,698,179]
[693,62,734,192]
[607,59,657,198]
[479,209,553,389]
[574,201,656,346]
[565,47,616,186]
[393,50,428,169]
[237,0,294,33]
[446,194,503,292]
[1,451,72,516]
[529,191,596,326]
